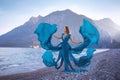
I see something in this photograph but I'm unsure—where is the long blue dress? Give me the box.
[34,19,100,72]
[55,33,75,71]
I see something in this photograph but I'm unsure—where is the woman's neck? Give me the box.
[64,33,69,35]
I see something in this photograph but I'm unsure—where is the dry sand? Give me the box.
[0,49,120,80]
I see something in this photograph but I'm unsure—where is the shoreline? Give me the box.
[0,48,108,77]
[0,49,120,80]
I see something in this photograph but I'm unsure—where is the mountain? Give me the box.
[0,9,120,48]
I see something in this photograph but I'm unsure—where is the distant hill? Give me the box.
[0,9,120,48]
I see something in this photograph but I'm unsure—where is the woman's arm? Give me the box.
[54,35,62,39]
[70,37,82,44]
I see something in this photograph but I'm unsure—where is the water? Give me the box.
[0,48,46,76]
[0,48,109,76]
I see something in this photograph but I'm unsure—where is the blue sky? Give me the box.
[0,0,120,35]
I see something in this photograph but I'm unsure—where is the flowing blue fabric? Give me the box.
[34,23,58,50]
[34,19,100,72]
[42,51,56,67]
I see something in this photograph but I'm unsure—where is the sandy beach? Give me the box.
[0,49,120,80]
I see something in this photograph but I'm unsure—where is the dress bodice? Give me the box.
[62,33,71,42]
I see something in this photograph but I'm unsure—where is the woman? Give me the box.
[34,19,99,72]
[54,26,81,71]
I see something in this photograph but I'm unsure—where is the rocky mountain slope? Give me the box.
[0,9,120,48]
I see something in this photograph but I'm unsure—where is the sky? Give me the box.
[0,0,120,35]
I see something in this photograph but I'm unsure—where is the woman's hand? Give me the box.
[70,37,82,44]
[74,41,82,44]
[53,35,62,39]
[77,41,82,44]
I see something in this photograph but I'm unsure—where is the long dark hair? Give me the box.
[65,26,70,34]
